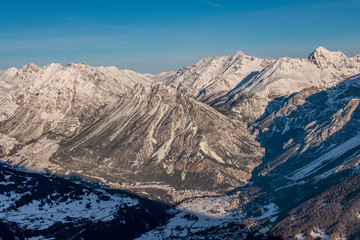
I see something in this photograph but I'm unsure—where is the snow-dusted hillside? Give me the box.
[0,162,170,240]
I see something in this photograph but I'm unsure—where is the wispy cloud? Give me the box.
[205,1,223,8]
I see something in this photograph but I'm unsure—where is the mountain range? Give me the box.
[0,46,360,239]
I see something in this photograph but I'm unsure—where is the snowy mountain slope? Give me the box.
[0,63,152,122]
[211,47,360,122]
[0,67,26,121]
[230,74,360,239]
[252,74,360,182]
[0,162,170,240]
[0,63,154,172]
[162,51,274,103]
[48,84,264,203]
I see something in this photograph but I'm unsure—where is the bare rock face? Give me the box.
[51,84,264,202]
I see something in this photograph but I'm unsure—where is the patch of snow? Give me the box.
[255,203,279,220]
[295,233,305,240]
[313,166,340,181]
[153,125,175,163]
[199,141,225,164]
[310,227,329,239]
[0,181,15,186]
[320,202,329,207]
[137,194,243,239]
[0,189,138,231]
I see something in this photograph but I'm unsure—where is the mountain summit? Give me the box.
[308,46,354,69]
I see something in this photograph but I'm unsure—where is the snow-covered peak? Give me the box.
[308,46,352,69]
[309,46,332,55]
[308,46,347,60]
[162,51,274,102]
[2,63,154,91]
[0,62,155,123]
[21,63,40,70]
[18,63,41,76]
[214,48,360,122]
[45,63,64,70]
[232,50,245,57]
[0,67,18,81]
[227,47,360,98]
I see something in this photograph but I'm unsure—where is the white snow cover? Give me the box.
[288,134,360,181]
[230,47,360,99]
[0,187,138,231]
[295,233,306,240]
[255,203,279,220]
[137,194,244,239]
[0,63,153,122]
[159,47,360,107]
[310,227,330,239]
[199,141,225,164]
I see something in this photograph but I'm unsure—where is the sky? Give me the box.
[0,0,359,73]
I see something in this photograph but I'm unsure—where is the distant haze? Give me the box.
[0,0,359,73]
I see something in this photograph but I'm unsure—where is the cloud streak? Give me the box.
[205,1,223,8]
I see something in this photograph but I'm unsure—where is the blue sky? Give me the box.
[1,0,359,73]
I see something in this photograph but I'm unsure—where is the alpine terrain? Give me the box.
[1,46,360,239]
